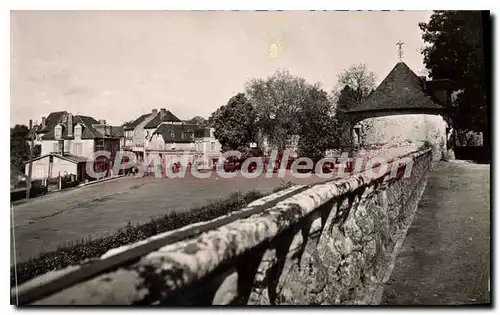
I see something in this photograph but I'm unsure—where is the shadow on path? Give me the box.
[382,161,491,305]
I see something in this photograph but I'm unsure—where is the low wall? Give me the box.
[12,148,433,305]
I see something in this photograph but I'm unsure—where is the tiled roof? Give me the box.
[76,115,101,138]
[123,113,151,130]
[346,62,446,113]
[41,114,120,140]
[35,111,68,133]
[24,153,91,164]
[144,110,182,129]
[110,126,124,138]
[152,123,196,143]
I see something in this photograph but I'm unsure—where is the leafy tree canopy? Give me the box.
[245,69,310,151]
[331,64,377,147]
[11,124,30,175]
[419,11,487,143]
[297,84,336,160]
[211,93,258,151]
[332,63,376,105]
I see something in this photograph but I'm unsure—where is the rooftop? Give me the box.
[346,62,446,113]
[144,109,182,129]
[41,114,121,140]
[152,123,198,143]
[123,113,152,131]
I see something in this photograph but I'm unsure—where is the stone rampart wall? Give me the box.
[13,148,433,305]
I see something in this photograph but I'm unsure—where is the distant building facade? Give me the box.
[123,108,221,168]
[26,112,122,181]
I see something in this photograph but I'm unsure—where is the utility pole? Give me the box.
[25,119,35,200]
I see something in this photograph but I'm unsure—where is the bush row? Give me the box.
[11,183,293,287]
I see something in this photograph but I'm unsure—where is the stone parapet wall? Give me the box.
[13,148,433,305]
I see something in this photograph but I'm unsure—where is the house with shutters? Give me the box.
[25,112,123,181]
[122,109,158,161]
[193,127,222,166]
[122,108,221,168]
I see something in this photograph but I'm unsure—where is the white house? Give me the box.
[25,112,122,181]
[123,108,222,169]
[122,109,158,161]
[193,127,222,167]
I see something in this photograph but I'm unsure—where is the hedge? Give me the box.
[11,182,294,287]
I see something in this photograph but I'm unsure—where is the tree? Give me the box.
[333,63,376,105]
[297,85,336,160]
[245,69,310,151]
[419,11,488,149]
[211,93,258,151]
[11,124,30,175]
[332,85,358,147]
[331,64,377,147]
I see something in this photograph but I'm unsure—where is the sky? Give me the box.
[10,10,433,127]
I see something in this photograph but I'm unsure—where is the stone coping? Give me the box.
[12,148,432,305]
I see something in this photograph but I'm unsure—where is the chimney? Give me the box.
[58,140,65,155]
[419,76,427,91]
[152,109,158,114]
[99,119,106,125]
[67,114,73,137]
[160,108,167,119]
[41,116,46,129]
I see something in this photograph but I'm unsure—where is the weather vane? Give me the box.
[396,40,404,61]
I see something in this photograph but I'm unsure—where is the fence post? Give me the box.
[26,119,35,200]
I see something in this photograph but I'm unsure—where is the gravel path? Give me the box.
[382,161,491,305]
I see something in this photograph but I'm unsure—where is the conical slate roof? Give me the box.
[346,62,445,113]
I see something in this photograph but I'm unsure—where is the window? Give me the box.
[125,130,133,140]
[73,143,83,156]
[74,124,82,139]
[53,142,59,153]
[54,125,62,140]
[353,125,361,146]
[211,142,215,151]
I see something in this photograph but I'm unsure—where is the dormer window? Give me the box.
[54,124,63,140]
[74,124,82,139]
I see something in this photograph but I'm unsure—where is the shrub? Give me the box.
[11,187,291,287]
